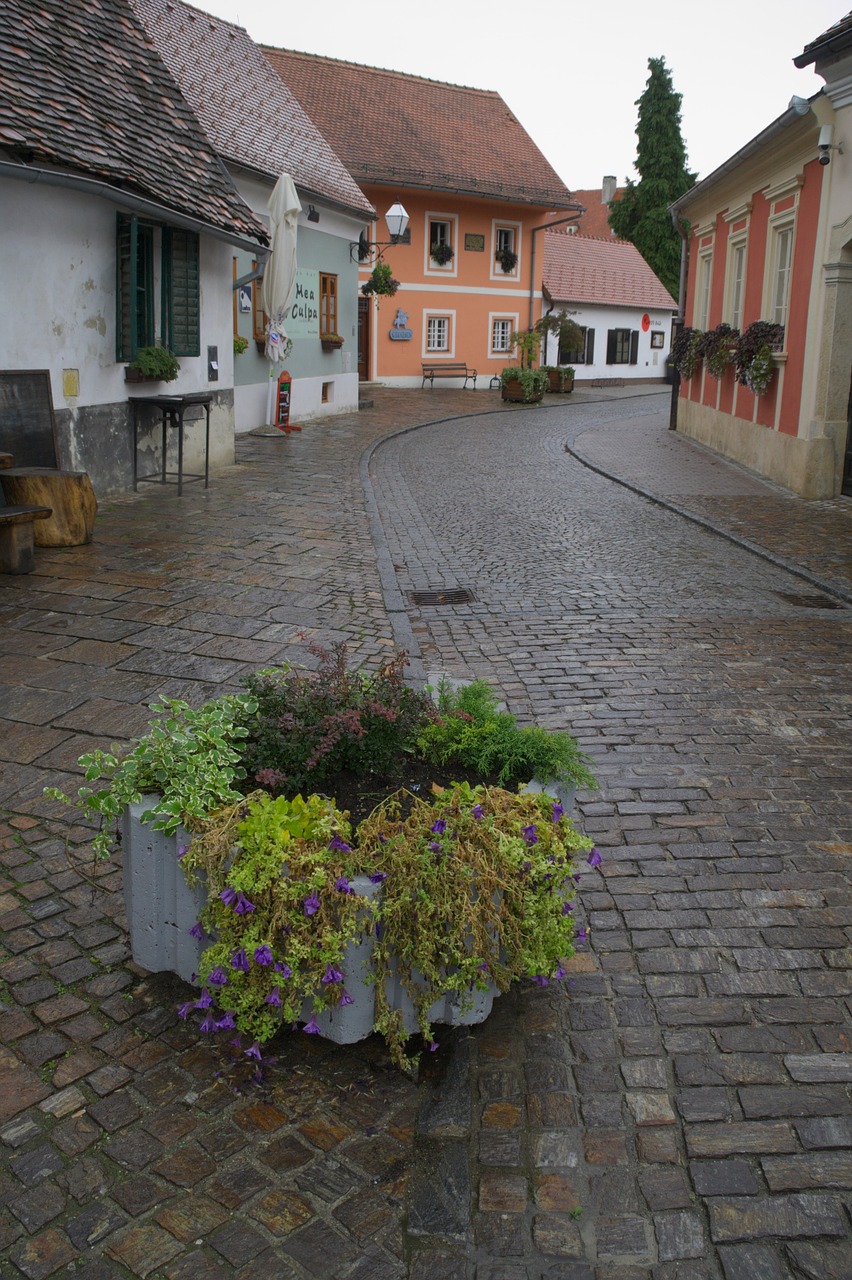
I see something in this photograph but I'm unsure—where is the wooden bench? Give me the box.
[0,504,53,574]
[421,362,477,389]
[0,467,97,546]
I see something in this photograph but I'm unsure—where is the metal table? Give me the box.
[131,394,213,497]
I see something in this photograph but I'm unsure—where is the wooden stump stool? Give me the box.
[0,468,97,546]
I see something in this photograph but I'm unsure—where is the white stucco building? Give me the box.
[542,232,677,381]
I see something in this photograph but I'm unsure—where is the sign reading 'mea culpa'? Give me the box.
[287,270,319,337]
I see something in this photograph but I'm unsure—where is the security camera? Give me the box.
[819,149,831,165]
[818,123,834,165]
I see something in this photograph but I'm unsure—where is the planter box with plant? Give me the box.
[430,242,454,267]
[541,366,575,394]
[49,640,597,1071]
[125,345,181,383]
[495,246,518,274]
[321,334,345,352]
[501,367,549,403]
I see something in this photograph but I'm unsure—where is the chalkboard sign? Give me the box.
[0,371,59,468]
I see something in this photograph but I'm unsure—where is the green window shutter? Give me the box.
[116,214,153,360]
[163,228,200,357]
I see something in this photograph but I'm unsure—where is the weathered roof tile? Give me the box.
[0,0,266,243]
[262,47,576,209]
[129,0,374,219]
[544,231,677,310]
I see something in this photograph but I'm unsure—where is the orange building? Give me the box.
[262,49,579,387]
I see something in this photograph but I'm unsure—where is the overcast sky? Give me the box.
[200,0,841,192]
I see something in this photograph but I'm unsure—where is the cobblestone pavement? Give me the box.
[0,387,850,1279]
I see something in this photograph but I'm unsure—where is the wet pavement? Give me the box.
[0,386,849,1279]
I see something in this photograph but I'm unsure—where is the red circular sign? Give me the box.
[641,313,651,332]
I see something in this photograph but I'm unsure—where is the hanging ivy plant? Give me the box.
[361,263,400,297]
[697,323,738,380]
[495,246,518,273]
[735,321,784,392]
[670,326,702,380]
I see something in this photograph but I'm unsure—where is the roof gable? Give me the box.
[129,0,374,219]
[543,232,677,310]
[0,0,265,243]
[262,48,577,209]
[570,188,624,239]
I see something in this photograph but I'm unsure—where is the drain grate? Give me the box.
[409,588,476,607]
[776,591,844,610]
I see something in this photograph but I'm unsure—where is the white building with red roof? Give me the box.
[542,232,677,382]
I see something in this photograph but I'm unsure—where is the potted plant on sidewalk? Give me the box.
[500,328,548,403]
[47,640,597,1071]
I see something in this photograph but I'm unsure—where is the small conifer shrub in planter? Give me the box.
[48,640,598,1070]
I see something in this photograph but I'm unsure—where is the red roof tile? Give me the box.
[543,231,676,310]
[0,0,266,244]
[794,10,852,65]
[129,0,374,220]
[568,188,624,239]
[261,48,577,209]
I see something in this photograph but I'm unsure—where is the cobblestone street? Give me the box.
[0,387,849,1279]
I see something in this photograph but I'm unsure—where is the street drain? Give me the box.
[776,591,844,610]
[409,588,476,606]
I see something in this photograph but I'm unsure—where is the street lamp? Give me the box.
[351,201,410,262]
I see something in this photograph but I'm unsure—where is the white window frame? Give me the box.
[490,219,522,281]
[696,246,714,330]
[725,238,747,331]
[767,218,795,330]
[425,212,459,276]
[489,313,518,357]
[423,310,455,357]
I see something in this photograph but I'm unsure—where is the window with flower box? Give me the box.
[320,272,338,338]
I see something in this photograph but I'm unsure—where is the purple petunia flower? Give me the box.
[254,945,273,966]
[576,927,587,944]
[561,901,574,916]
[231,948,250,973]
[234,892,256,915]
[340,990,355,1006]
[220,885,237,907]
[428,1041,439,1052]
[551,803,565,822]
[274,961,292,978]
[554,964,568,980]
[244,1041,263,1061]
[178,844,188,859]
[199,1012,217,1033]
[207,966,229,987]
[328,835,351,852]
[177,1002,193,1020]
[265,987,282,1007]
[303,1015,321,1035]
[431,819,447,835]
[304,891,320,917]
[322,964,344,985]
[335,877,353,894]
[532,974,549,986]
[370,871,388,883]
[428,841,441,853]
[522,824,538,846]
[188,921,205,941]
[215,1012,236,1030]
[587,847,602,868]
[195,990,213,1010]
[472,804,484,820]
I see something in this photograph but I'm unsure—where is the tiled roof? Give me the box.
[569,188,624,239]
[543,232,677,310]
[262,48,577,209]
[130,0,374,220]
[794,11,852,65]
[0,0,266,244]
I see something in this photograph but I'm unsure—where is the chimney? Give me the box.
[601,175,617,204]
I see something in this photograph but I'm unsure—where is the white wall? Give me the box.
[542,302,675,379]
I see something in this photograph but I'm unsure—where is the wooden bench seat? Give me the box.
[0,504,52,574]
[421,362,477,389]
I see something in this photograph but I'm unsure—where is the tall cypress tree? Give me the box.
[608,57,695,299]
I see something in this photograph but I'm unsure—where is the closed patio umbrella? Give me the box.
[262,172,301,421]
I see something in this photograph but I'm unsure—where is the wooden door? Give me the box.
[358,298,371,381]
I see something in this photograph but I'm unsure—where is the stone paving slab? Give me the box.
[0,386,849,1278]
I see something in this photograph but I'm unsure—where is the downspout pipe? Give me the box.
[0,159,268,254]
[669,208,689,430]
[528,209,584,330]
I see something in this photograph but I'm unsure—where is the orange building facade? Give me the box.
[261,48,579,389]
[356,187,564,385]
